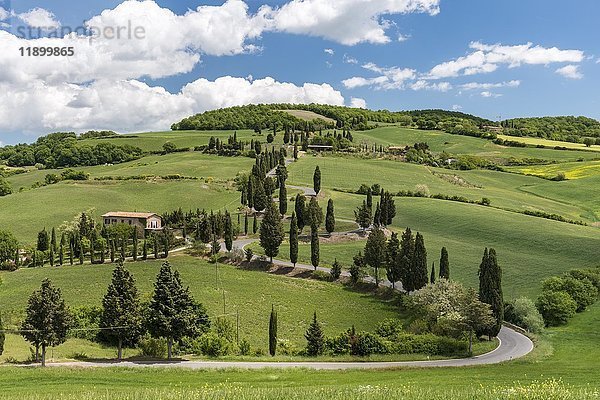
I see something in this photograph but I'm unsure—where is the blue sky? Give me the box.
[0,0,599,144]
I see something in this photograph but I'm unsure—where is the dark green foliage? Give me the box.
[379,191,396,226]
[310,223,319,270]
[366,188,373,209]
[430,263,436,284]
[313,166,321,194]
[147,261,210,359]
[21,279,70,366]
[293,144,298,160]
[244,213,249,235]
[51,228,57,253]
[350,251,365,285]
[364,227,386,286]
[100,262,143,360]
[252,214,258,234]
[0,177,12,196]
[259,202,284,262]
[354,200,372,231]
[253,179,268,212]
[132,227,138,262]
[478,248,504,336]
[0,313,4,356]
[501,115,600,141]
[325,199,335,234]
[279,184,287,216]
[439,247,450,280]
[542,276,598,312]
[269,305,277,357]
[289,213,298,267]
[305,312,324,356]
[373,202,381,227]
[294,195,306,231]
[142,240,148,261]
[307,197,323,228]
[405,232,428,292]
[37,228,49,251]
[330,258,342,281]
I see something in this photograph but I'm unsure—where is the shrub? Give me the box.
[542,276,598,312]
[311,270,330,281]
[536,290,577,326]
[245,248,253,262]
[138,335,167,358]
[0,260,17,271]
[375,318,404,339]
[277,339,299,356]
[330,259,342,281]
[324,332,351,355]
[196,332,232,357]
[354,332,389,356]
[504,297,544,333]
[566,269,600,291]
[69,306,102,340]
[239,339,251,356]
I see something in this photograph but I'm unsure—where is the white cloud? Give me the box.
[0,76,346,134]
[263,0,440,45]
[324,48,334,55]
[350,97,367,109]
[18,7,61,29]
[398,33,410,42]
[555,64,583,79]
[410,80,452,91]
[343,62,416,90]
[460,80,520,90]
[343,54,358,64]
[451,104,462,111]
[0,7,9,21]
[428,42,584,79]
[480,91,501,98]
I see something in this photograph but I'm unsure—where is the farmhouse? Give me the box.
[307,144,334,152]
[102,211,162,231]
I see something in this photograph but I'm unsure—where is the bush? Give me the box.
[245,248,253,262]
[504,297,544,333]
[324,332,351,355]
[354,332,389,356]
[536,290,577,326]
[0,260,17,271]
[566,269,600,291]
[239,338,251,356]
[196,332,233,357]
[542,276,598,312]
[69,306,102,340]
[138,335,167,358]
[330,259,342,281]
[311,270,330,281]
[375,318,404,339]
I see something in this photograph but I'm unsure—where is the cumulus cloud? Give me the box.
[263,0,440,45]
[451,104,462,111]
[410,80,452,91]
[324,48,334,55]
[0,76,345,133]
[480,91,501,98]
[18,7,61,29]
[555,64,583,79]
[460,80,520,90]
[427,42,584,79]
[343,54,358,64]
[350,97,367,108]
[343,62,416,90]
[0,7,9,21]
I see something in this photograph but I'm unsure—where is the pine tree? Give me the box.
[325,198,335,234]
[310,223,319,270]
[21,279,70,366]
[313,166,321,194]
[279,184,287,216]
[224,212,233,251]
[307,197,323,228]
[385,232,401,289]
[100,262,142,361]
[439,247,450,279]
[289,212,298,267]
[354,200,372,231]
[430,262,436,284]
[305,312,324,356]
[148,262,210,359]
[295,195,306,232]
[478,248,503,337]
[330,258,342,281]
[409,232,428,292]
[269,305,277,356]
[364,227,386,286]
[259,201,284,263]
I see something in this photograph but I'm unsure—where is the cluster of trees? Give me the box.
[308,130,354,150]
[196,133,256,157]
[0,132,143,168]
[239,147,288,213]
[354,186,396,230]
[17,261,210,366]
[0,176,12,196]
[78,131,118,139]
[535,268,600,327]
[501,116,600,141]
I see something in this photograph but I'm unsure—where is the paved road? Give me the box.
[44,327,532,370]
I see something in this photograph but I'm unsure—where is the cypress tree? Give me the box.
[430,262,436,284]
[79,237,84,265]
[99,240,105,264]
[162,233,169,258]
[399,228,414,283]
[49,246,55,267]
[269,305,277,357]
[253,179,268,212]
[51,227,57,253]
[366,188,373,209]
[385,232,401,289]
[307,197,323,228]
[289,212,298,267]
[142,240,148,260]
[153,235,159,259]
[373,201,381,227]
[330,258,342,280]
[325,199,335,234]
[295,195,306,232]
[293,144,298,160]
[244,213,249,235]
[305,312,324,356]
[313,166,321,194]
[252,214,258,234]
[120,238,126,261]
[0,312,4,356]
[224,212,233,251]
[69,239,74,266]
[259,201,284,263]
[132,227,138,262]
[59,233,65,266]
[279,184,287,216]
[110,240,116,263]
[310,223,319,270]
[478,248,503,337]
[198,213,211,243]
[354,200,372,231]
[100,262,142,361]
[246,177,254,210]
[439,247,450,279]
[410,232,428,291]
[364,227,386,286]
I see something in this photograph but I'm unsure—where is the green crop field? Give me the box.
[497,134,600,152]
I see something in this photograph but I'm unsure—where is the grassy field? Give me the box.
[353,126,600,162]
[279,109,337,124]
[0,254,399,354]
[507,159,600,180]
[498,134,600,152]
[0,302,599,398]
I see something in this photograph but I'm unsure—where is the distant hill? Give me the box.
[501,116,600,141]
[170,104,494,132]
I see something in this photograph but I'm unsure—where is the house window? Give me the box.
[128,220,132,225]
[104,219,109,224]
